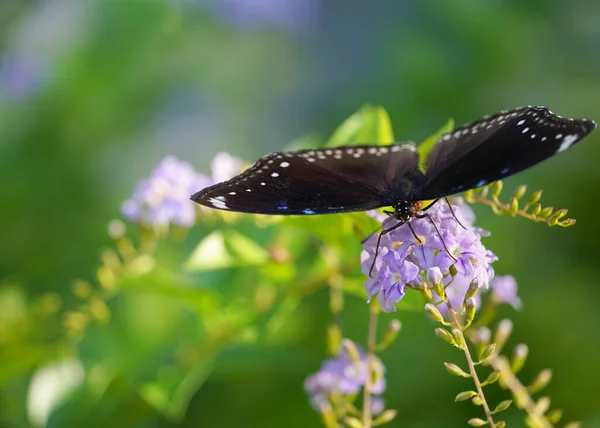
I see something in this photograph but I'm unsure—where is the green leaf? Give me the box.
[326,104,394,147]
[418,118,454,174]
[184,230,269,271]
[283,133,324,151]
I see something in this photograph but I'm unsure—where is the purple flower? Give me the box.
[122,153,243,227]
[0,53,42,100]
[304,341,386,414]
[362,200,499,312]
[121,156,210,227]
[491,275,522,310]
[211,152,244,185]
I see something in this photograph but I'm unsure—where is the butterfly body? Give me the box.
[191,106,595,221]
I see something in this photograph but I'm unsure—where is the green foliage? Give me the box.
[418,118,454,174]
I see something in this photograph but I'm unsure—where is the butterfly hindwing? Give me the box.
[191,144,420,215]
[414,106,596,200]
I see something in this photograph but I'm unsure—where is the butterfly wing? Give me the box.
[191,144,419,215]
[414,106,596,200]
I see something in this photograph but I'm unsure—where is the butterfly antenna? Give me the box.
[368,220,405,277]
[445,197,467,230]
[420,213,458,262]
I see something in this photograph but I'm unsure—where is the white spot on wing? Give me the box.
[280,162,290,168]
[208,197,229,210]
[557,134,578,153]
[522,127,529,134]
[271,172,279,177]
[517,119,525,125]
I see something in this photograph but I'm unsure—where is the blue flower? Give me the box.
[491,275,522,310]
[0,52,42,100]
[122,153,243,227]
[304,341,386,414]
[362,200,498,312]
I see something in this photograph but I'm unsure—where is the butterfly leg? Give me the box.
[415,213,458,262]
[368,220,406,277]
[444,197,468,230]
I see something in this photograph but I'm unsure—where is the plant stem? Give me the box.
[448,307,496,428]
[363,301,379,428]
[486,353,553,427]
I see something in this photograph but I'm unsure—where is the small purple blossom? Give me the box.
[304,342,386,414]
[122,152,244,227]
[121,156,210,227]
[210,152,244,185]
[491,275,522,310]
[0,53,42,100]
[362,201,498,312]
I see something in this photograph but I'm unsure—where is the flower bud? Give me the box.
[492,180,503,198]
[547,409,563,424]
[496,421,507,428]
[452,328,464,349]
[467,418,487,426]
[529,369,552,394]
[526,190,543,206]
[539,206,554,218]
[435,328,456,346]
[483,370,501,386]
[343,416,363,428]
[464,280,481,303]
[444,362,470,378]
[342,339,361,364]
[377,319,401,350]
[465,297,477,324]
[426,303,445,324]
[422,286,434,301]
[493,400,512,414]
[510,197,519,215]
[479,343,496,362]
[494,319,513,352]
[513,185,527,200]
[373,409,397,425]
[433,279,446,301]
[561,218,576,227]
[535,396,551,415]
[455,390,478,402]
[511,344,528,374]
[551,208,568,220]
[531,203,542,216]
[471,395,483,406]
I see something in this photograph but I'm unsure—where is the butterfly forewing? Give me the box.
[414,106,596,200]
[192,144,420,215]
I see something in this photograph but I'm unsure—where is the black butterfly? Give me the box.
[191,106,595,225]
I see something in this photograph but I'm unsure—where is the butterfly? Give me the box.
[191,106,595,224]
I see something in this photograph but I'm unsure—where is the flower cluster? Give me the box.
[304,341,386,414]
[362,201,503,312]
[121,153,242,228]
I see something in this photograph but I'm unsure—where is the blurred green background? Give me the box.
[1,1,599,427]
